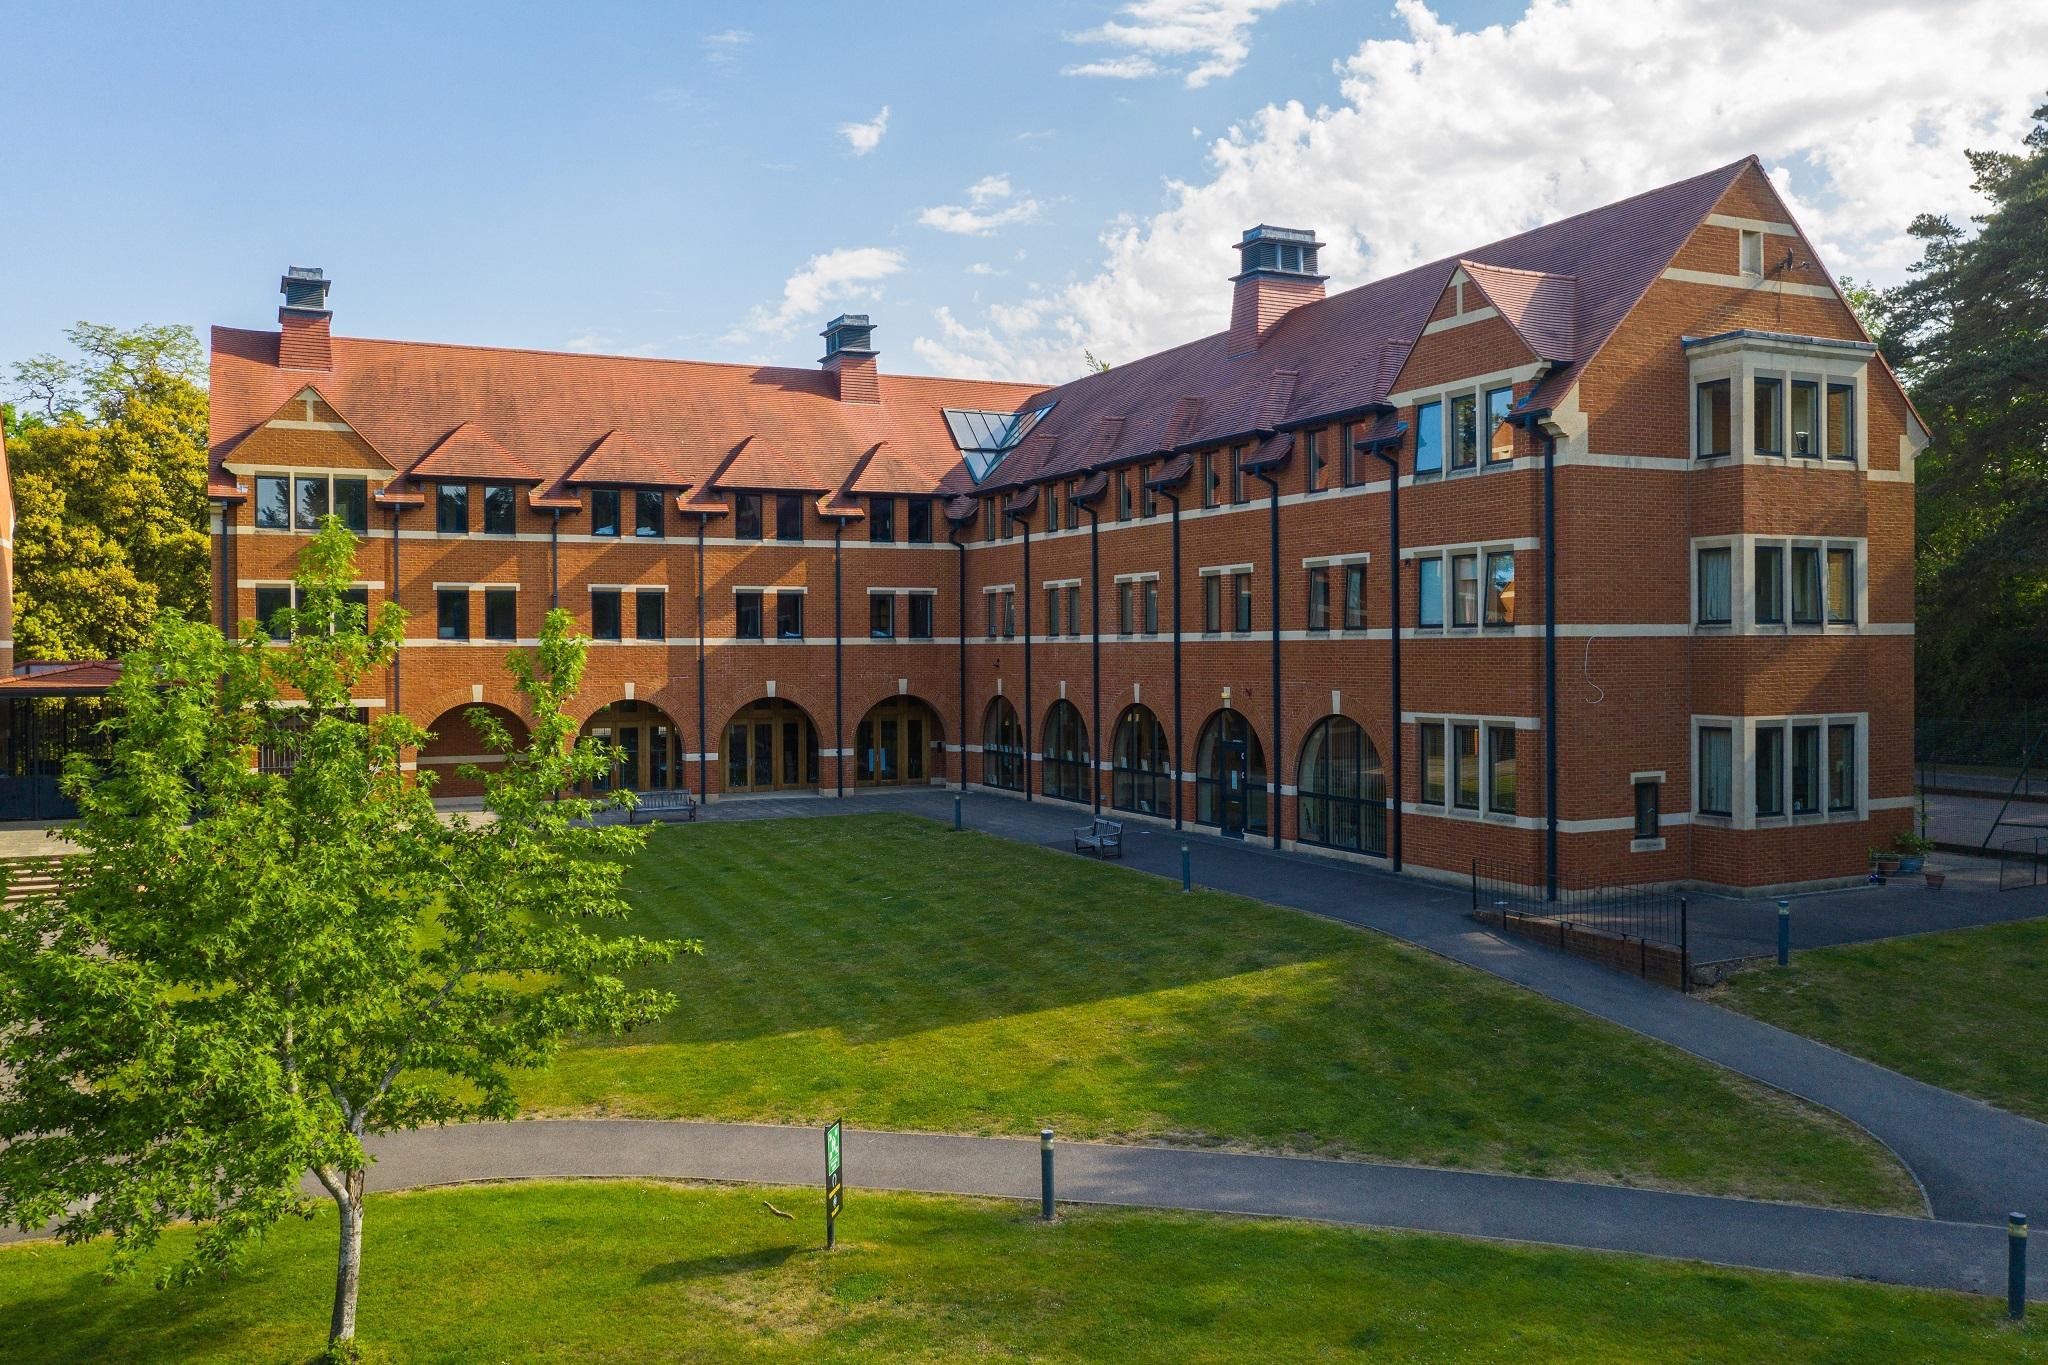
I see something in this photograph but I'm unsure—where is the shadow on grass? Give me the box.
[638,1243,802,1283]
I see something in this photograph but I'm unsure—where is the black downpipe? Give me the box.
[1013,508,1033,803]
[1161,486,1184,829]
[1087,504,1101,814]
[833,518,845,799]
[1367,441,1403,873]
[695,518,707,801]
[1542,428,1559,900]
[1255,471,1283,847]
[388,506,401,715]
[948,522,968,791]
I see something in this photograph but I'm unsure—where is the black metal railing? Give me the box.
[1470,858,1690,989]
[1999,835,2046,892]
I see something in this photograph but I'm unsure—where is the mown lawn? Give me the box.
[1719,916,2048,1122]
[0,1182,2036,1363]
[519,814,1918,1211]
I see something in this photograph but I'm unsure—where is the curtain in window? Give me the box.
[1699,727,1732,815]
[1698,548,1732,623]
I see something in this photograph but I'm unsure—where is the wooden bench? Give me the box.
[1072,817,1124,858]
[629,788,698,824]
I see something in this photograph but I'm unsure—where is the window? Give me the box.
[1484,551,1515,627]
[907,497,933,543]
[908,593,934,639]
[1754,377,1783,457]
[984,497,1000,542]
[1790,380,1820,457]
[255,475,290,529]
[1139,464,1157,518]
[1304,429,1326,491]
[735,590,764,640]
[590,589,622,640]
[1754,546,1785,625]
[1414,401,1443,476]
[635,488,664,539]
[294,475,330,531]
[869,496,896,543]
[1194,709,1268,836]
[1343,563,1367,630]
[1142,579,1158,634]
[1697,547,1732,625]
[1826,547,1855,624]
[591,488,621,537]
[1297,716,1387,855]
[1042,700,1091,804]
[1044,483,1061,533]
[1450,553,1479,628]
[985,592,1000,639]
[436,588,469,641]
[1047,586,1063,638]
[775,494,802,541]
[1229,448,1246,505]
[1449,394,1478,470]
[1485,387,1514,464]
[1828,723,1857,812]
[483,484,516,534]
[1064,481,1081,531]
[1233,570,1253,632]
[484,588,516,641]
[337,587,369,633]
[1634,780,1661,839]
[1487,725,1517,814]
[1118,581,1134,635]
[1696,380,1731,457]
[733,493,762,540]
[1065,584,1081,637]
[1790,546,1822,624]
[1306,567,1330,631]
[1755,725,1785,817]
[437,484,469,534]
[1740,228,1764,277]
[255,585,292,640]
[333,478,369,533]
[1420,724,1446,804]
[1452,724,1480,810]
[1204,576,1222,633]
[1825,383,1855,461]
[1001,590,1016,639]
[1792,723,1822,815]
[1112,705,1171,816]
[1698,726,1733,817]
[1343,421,1366,486]
[1201,452,1220,508]
[1116,469,1133,521]
[776,591,804,640]
[982,699,1025,792]
[636,591,665,641]
[870,594,895,639]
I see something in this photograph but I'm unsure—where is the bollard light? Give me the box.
[1040,1129,1056,1221]
[1776,899,1791,967]
[2012,1213,2029,1322]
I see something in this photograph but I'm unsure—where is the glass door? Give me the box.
[1219,738,1248,837]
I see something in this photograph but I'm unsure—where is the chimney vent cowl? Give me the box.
[279,266,332,318]
[277,266,334,371]
[1228,225,1326,357]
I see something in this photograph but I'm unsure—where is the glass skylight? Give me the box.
[943,404,1054,483]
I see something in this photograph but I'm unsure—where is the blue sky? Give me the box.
[5,1,2042,388]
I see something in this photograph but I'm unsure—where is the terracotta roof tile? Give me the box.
[0,660,121,692]
[408,421,539,483]
[563,429,687,487]
[1459,261,1577,363]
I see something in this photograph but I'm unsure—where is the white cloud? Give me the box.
[725,246,906,341]
[918,175,1045,235]
[838,105,891,155]
[966,263,1005,277]
[925,0,2048,383]
[702,29,751,66]
[1065,0,1292,88]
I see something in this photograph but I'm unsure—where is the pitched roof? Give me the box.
[1459,261,1577,363]
[408,421,539,483]
[563,429,685,487]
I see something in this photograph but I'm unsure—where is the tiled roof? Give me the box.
[409,421,539,483]
[1460,261,1577,363]
[0,660,121,693]
[563,429,684,488]
[209,331,1042,509]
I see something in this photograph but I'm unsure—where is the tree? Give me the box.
[1884,101,2048,718]
[0,521,688,1358]
[5,322,211,662]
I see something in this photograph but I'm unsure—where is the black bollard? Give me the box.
[1181,844,1192,893]
[1040,1129,1055,1221]
[2012,1213,2028,1321]
[1777,899,1790,967]
[954,793,963,831]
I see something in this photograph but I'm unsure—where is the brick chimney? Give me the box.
[820,314,880,403]
[1228,226,1325,357]
[278,266,333,371]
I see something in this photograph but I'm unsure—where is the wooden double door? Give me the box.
[855,698,941,786]
[725,699,819,793]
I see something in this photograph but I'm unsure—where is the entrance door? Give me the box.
[725,700,820,794]
[854,698,940,786]
[1219,738,1248,837]
[582,702,681,794]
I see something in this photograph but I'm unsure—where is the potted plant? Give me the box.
[1924,866,1947,890]
[1893,831,1934,874]
[1871,845,1901,879]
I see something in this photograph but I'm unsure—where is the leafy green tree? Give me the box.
[1885,101,2048,717]
[5,322,210,662]
[0,521,687,1358]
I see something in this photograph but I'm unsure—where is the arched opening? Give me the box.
[1194,709,1267,838]
[420,702,529,799]
[723,698,820,794]
[581,699,683,794]
[981,697,1024,791]
[854,696,946,786]
[1111,703,1171,817]
[1297,715,1386,855]
[1041,699,1091,804]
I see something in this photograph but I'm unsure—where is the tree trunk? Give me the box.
[329,1168,365,1350]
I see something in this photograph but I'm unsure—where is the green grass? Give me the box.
[1719,917,2048,1122]
[1,1182,2036,1363]
[518,814,1918,1211]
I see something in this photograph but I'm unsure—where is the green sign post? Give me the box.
[824,1119,844,1250]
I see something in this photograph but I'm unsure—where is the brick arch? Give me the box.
[579,697,688,793]
[849,693,948,787]
[718,694,823,795]
[416,701,529,800]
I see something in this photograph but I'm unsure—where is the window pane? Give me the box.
[1144,581,1158,634]
[1487,726,1516,814]
[1304,429,1324,490]
[1066,585,1080,637]
[483,484,516,534]
[777,592,804,639]
[1754,546,1784,624]
[438,483,468,534]
[1699,727,1732,816]
[1828,723,1856,811]
[1344,564,1367,630]
[1698,547,1731,624]
[591,589,621,640]
[1002,590,1015,638]
[869,496,895,542]
[1414,401,1442,475]
[776,495,802,541]
[591,488,620,537]
[1484,552,1515,626]
[735,591,762,639]
[909,594,933,638]
[295,475,330,530]
[1826,548,1854,623]
[1697,380,1731,457]
[1792,724,1821,815]
[1826,383,1854,461]
[1634,781,1660,838]
[636,591,665,640]
[1790,381,1820,457]
[1485,387,1514,463]
[871,594,894,638]
[255,475,290,528]
[1791,547,1821,623]
[1451,554,1479,627]
[907,498,932,543]
[484,588,516,641]
[1204,577,1221,632]
[1450,394,1478,469]
[734,494,762,540]
[1417,558,1443,628]
[1307,567,1329,630]
[333,478,369,533]
[255,585,292,640]
[436,588,469,640]
[1234,572,1253,631]
[1754,377,1783,455]
[1421,724,1445,803]
[1756,726,1785,817]
[635,488,664,538]
[1453,724,1480,810]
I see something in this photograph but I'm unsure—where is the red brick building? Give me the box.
[203,159,1922,893]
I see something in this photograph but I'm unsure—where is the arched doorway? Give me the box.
[1111,704,1171,817]
[1041,699,1090,804]
[420,702,529,799]
[581,700,683,793]
[1297,715,1386,855]
[981,697,1024,791]
[1194,709,1267,838]
[724,698,820,794]
[855,696,945,786]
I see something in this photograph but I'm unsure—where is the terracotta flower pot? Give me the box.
[1924,870,1946,890]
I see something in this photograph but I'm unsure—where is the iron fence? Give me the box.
[1470,858,1690,989]
[1999,835,2046,892]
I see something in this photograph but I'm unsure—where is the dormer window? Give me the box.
[590,487,620,537]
